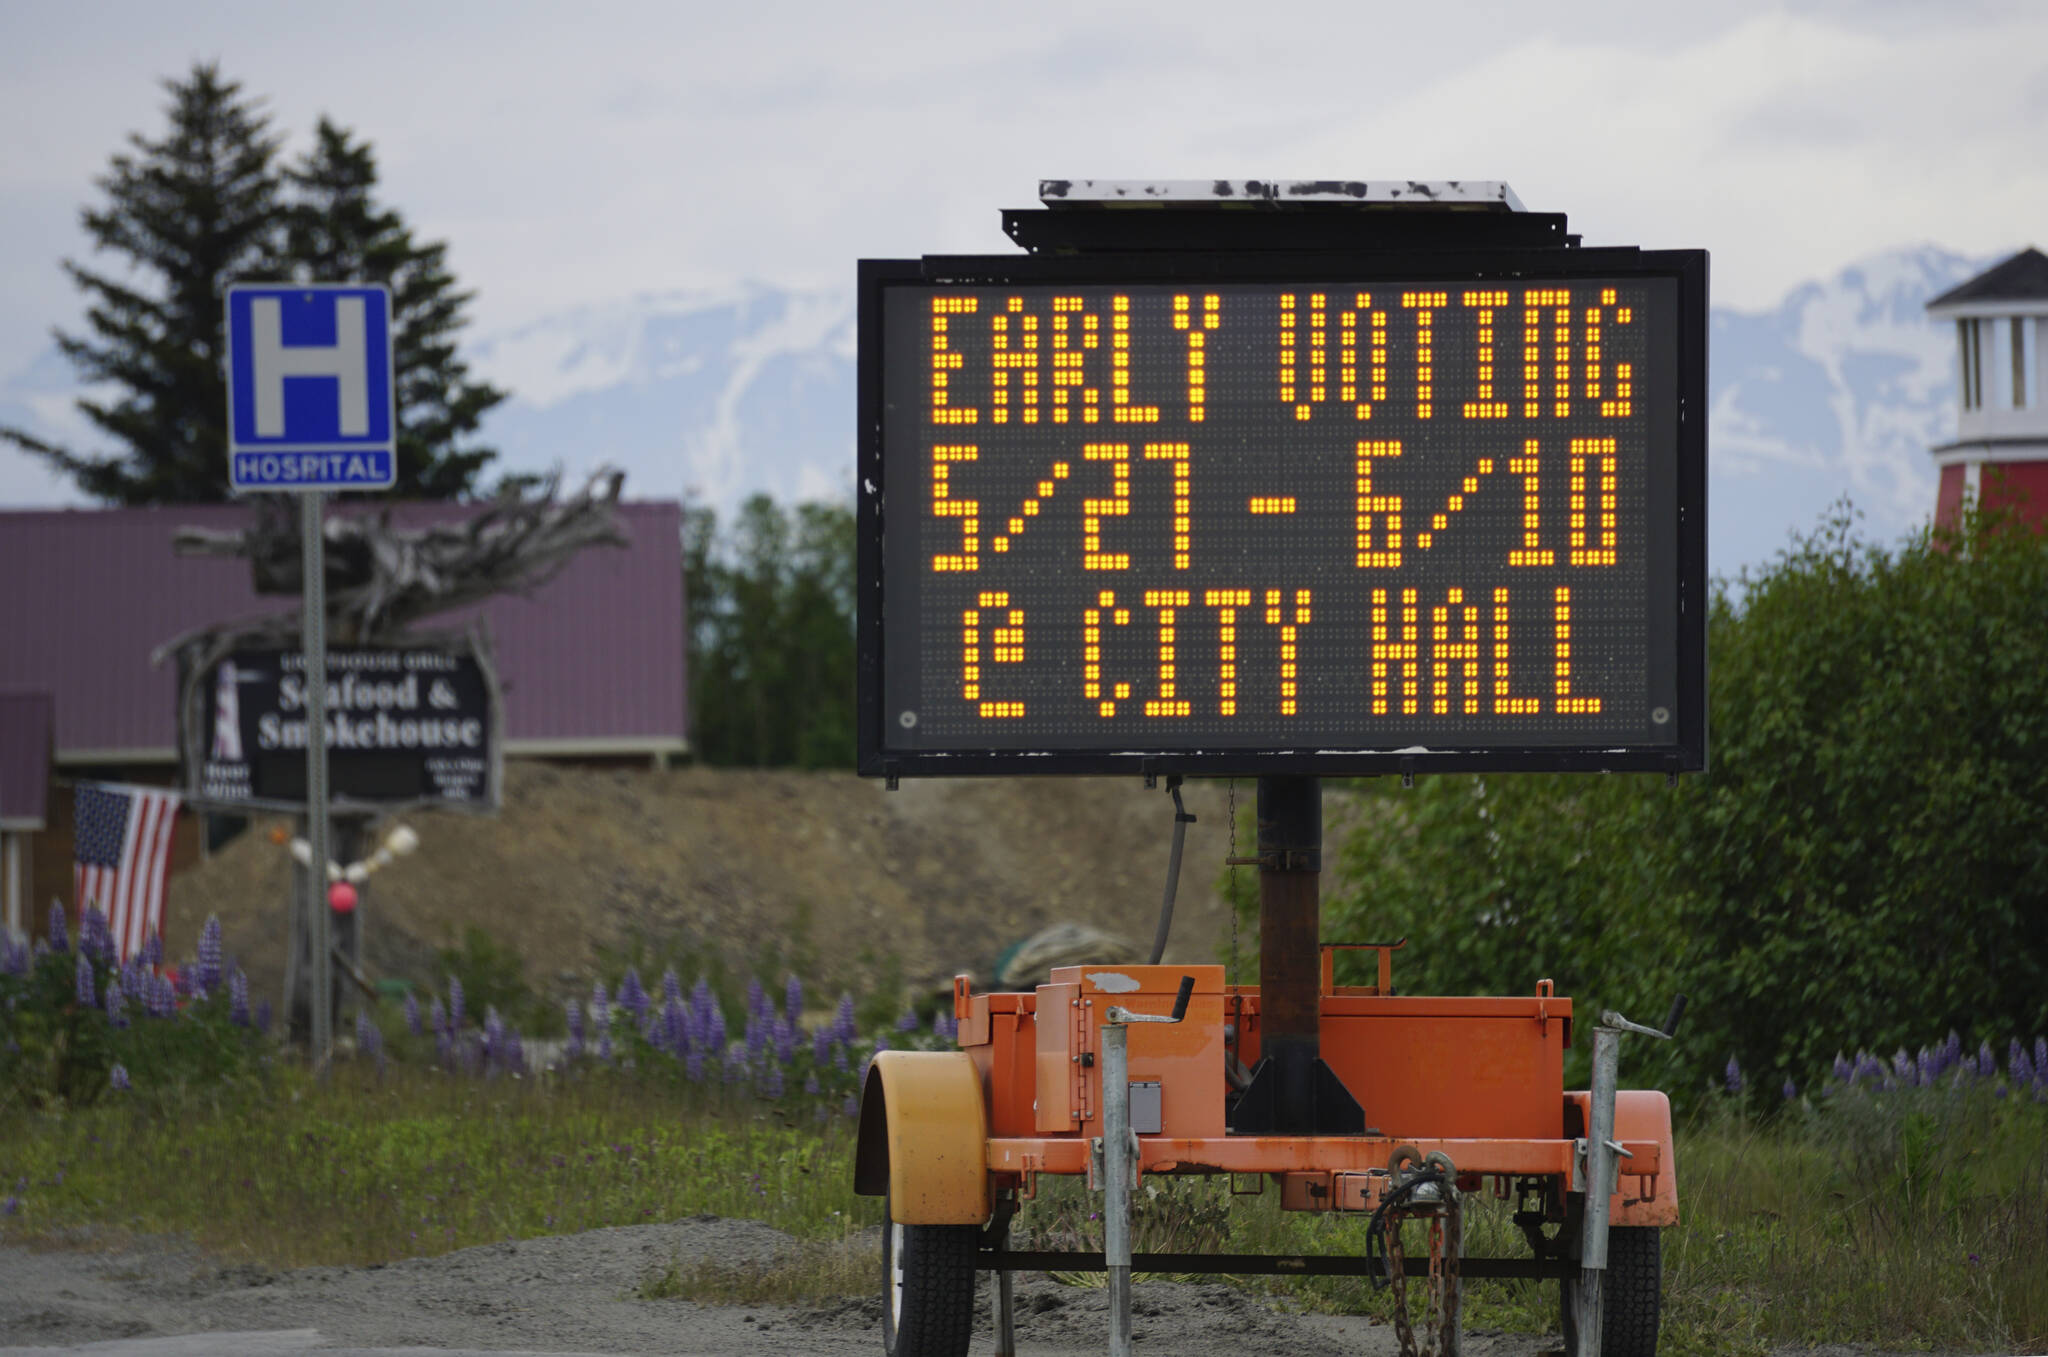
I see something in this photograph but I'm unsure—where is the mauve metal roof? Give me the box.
[0,501,685,760]
[0,691,53,827]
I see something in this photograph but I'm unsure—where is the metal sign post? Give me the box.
[301,490,332,1063]
[225,283,396,1068]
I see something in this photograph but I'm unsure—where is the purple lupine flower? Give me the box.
[75,952,96,1007]
[109,1063,130,1092]
[228,970,250,1027]
[746,976,766,1025]
[79,906,113,966]
[448,976,466,1030]
[565,998,585,1060]
[436,1027,453,1066]
[619,968,648,1022]
[146,972,177,1019]
[404,991,422,1037]
[1782,1078,1797,1101]
[843,1094,860,1118]
[745,1012,769,1062]
[484,1007,506,1065]
[685,1048,705,1082]
[1915,1047,1935,1087]
[936,1011,958,1042]
[2035,1037,2047,1081]
[48,901,68,953]
[429,997,448,1036]
[661,999,687,1055]
[139,931,162,967]
[784,974,803,1031]
[503,1030,525,1074]
[834,994,857,1043]
[1978,1040,1996,1077]
[773,1015,797,1065]
[1832,1053,1852,1082]
[195,917,224,996]
[356,1011,385,1072]
[1723,1055,1743,1094]
[1893,1049,1914,1082]
[690,975,715,1023]
[662,968,683,1007]
[812,1028,833,1065]
[591,981,610,1041]
[708,1002,727,1055]
[0,1194,17,1216]
[833,1042,849,1072]
[761,1063,784,1099]
[2010,1042,2033,1087]
[254,1000,272,1035]
[171,966,196,999]
[1946,1030,1964,1068]
[723,1043,746,1083]
[896,1010,920,1033]
[0,937,28,976]
[104,977,128,1029]
[804,1073,820,1096]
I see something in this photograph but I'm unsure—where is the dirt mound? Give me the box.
[165,765,1326,1015]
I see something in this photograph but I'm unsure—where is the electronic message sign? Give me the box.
[859,251,1706,776]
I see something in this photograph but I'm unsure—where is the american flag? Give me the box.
[73,783,182,963]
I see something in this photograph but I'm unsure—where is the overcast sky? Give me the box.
[3,0,2045,436]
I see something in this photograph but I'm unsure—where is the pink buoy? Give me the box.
[327,882,358,914]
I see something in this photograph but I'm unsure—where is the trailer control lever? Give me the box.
[1105,974,1195,1027]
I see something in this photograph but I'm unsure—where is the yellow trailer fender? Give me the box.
[854,1050,991,1225]
[1565,1089,1679,1227]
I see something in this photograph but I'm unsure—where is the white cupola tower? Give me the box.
[1925,247,2048,528]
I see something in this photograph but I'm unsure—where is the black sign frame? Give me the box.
[857,243,1708,779]
[176,629,505,814]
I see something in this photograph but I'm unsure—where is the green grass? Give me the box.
[0,1064,876,1266]
[4,1067,2043,1353]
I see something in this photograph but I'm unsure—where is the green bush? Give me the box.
[0,908,268,1114]
[1320,506,2048,1107]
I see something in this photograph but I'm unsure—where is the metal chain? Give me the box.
[1383,1194,1463,1357]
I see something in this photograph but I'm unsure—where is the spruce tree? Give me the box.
[282,118,505,497]
[1,63,282,503]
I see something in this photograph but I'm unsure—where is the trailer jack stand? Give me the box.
[1571,1005,1679,1357]
[1098,977,1195,1357]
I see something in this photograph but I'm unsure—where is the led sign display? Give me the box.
[861,256,1705,775]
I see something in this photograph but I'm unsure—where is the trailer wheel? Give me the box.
[1560,1225,1661,1357]
[882,1195,978,1357]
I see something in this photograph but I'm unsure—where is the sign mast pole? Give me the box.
[301,488,332,1066]
[226,282,396,1065]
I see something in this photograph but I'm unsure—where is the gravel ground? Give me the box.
[0,1217,1547,1355]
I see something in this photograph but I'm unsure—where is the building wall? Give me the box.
[1981,461,2048,520]
[1935,463,1967,530]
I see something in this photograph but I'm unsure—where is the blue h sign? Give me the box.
[226,284,397,491]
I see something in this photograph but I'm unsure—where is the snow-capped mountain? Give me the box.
[0,245,1998,577]
[469,282,856,513]
[1707,245,1988,575]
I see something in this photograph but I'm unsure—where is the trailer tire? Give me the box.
[882,1193,978,1357]
[1560,1225,1661,1357]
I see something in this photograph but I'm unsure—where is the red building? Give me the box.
[0,501,687,941]
[1928,247,2048,527]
